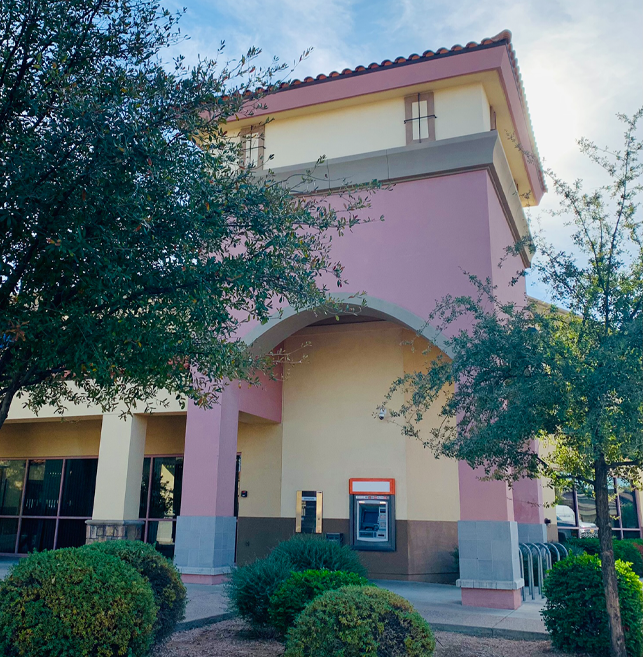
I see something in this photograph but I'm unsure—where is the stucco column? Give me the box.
[87,414,147,543]
[513,478,548,544]
[457,462,524,609]
[174,385,239,584]
[512,441,548,544]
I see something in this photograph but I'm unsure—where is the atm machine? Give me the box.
[349,478,395,551]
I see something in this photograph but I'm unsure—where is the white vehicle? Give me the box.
[556,504,598,540]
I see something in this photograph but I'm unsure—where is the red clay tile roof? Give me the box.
[250,30,544,190]
[266,30,515,91]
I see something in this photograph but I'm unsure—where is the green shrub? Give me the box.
[226,535,367,629]
[271,534,367,577]
[0,548,156,657]
[567,538,643,576]
[542,553,643,656]
[226,552,293,628]
[284,585,435,657]
[85,540,187,643]
[269,569,368,635]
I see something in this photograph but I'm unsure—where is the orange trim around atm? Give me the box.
[349,478,395,495]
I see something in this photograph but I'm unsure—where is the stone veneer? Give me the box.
[85,519,145,544]
[174,515,237,582]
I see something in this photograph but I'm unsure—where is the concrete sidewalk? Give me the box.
[374,580,546,640]
[179,580,547,640]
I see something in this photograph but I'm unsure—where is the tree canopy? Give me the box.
[0,0,374,426]
[383,110,643,657]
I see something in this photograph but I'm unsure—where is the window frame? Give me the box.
[557,478,642,540]
[238,125,265,169]
[404,92,436,144]
[0,456,98,555]
[139,454,183,546]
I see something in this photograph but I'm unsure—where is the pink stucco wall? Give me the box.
[181,386,239,517]
[238,170,497,344]
[181,169,541,521]
[238,368,283,423]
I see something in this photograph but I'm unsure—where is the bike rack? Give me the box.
[518,541,568,601]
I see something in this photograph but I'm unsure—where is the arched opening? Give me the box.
[242,293,453,358]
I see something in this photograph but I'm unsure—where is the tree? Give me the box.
[382,110,643,657]
[0,0,373,427]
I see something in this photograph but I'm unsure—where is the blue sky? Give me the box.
[168,0,642,298]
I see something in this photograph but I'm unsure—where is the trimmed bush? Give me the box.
[226,552,294,628]
[567,537,643,576]
[227,535,367,629]
[284,585,436,657]
[271,534,367,577]
[542,553,643,656]
[0,548,156,657]
[269,569,368,635]
[85,540,187,643]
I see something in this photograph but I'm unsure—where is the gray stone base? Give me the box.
[517,523,548,544]
[457,520,522,590]
[85,519,144,544]
[174,515,236,575]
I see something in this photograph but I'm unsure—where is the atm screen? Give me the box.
[357,500,388,542]
[361,508,380,527]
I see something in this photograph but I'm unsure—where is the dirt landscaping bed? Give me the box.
[154,619,579,657]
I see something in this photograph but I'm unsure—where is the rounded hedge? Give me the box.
[0,548,157,657]
[269,569,368,635]
[226,552,294,628]
[284,585,435,657]
[272,535,367,577]
[84,540,187,643]
[542,553,643,656]
[227,535,367,629]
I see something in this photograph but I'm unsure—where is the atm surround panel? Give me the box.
[350,494,396,552]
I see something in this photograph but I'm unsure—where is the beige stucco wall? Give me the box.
[246,83,491,170]
[434,84,490,140]
[280,322,410,519]
[145,415,186,455]
[0,412,186,460]
[401,330,460,522]
[234,321,461,523]
[264,97,406,169]
[0,419,102,458]
[237,421,283,517]
[5,388,185,422]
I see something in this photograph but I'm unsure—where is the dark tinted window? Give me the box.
[0,460,26,515]
[60,459,98,517]
[23,460,62,516]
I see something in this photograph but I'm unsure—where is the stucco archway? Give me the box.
[241,293,453,358]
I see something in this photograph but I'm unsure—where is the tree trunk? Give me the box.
[595,455,627,657]
[0,385,19,431]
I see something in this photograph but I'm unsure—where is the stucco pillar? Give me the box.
[513,478,548,544]
[457,463,524,609]
[87,414,147,543]
[174,385,239,584]
[512,441,548,544]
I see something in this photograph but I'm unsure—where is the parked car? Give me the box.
[556,504,598,542]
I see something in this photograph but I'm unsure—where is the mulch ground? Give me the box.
[154,619,578,656]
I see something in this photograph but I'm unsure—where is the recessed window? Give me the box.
[139,456,183,558]
[239,126,265,169]
[404,92,436,144]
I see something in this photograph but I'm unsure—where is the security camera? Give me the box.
[378,408,387,421]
